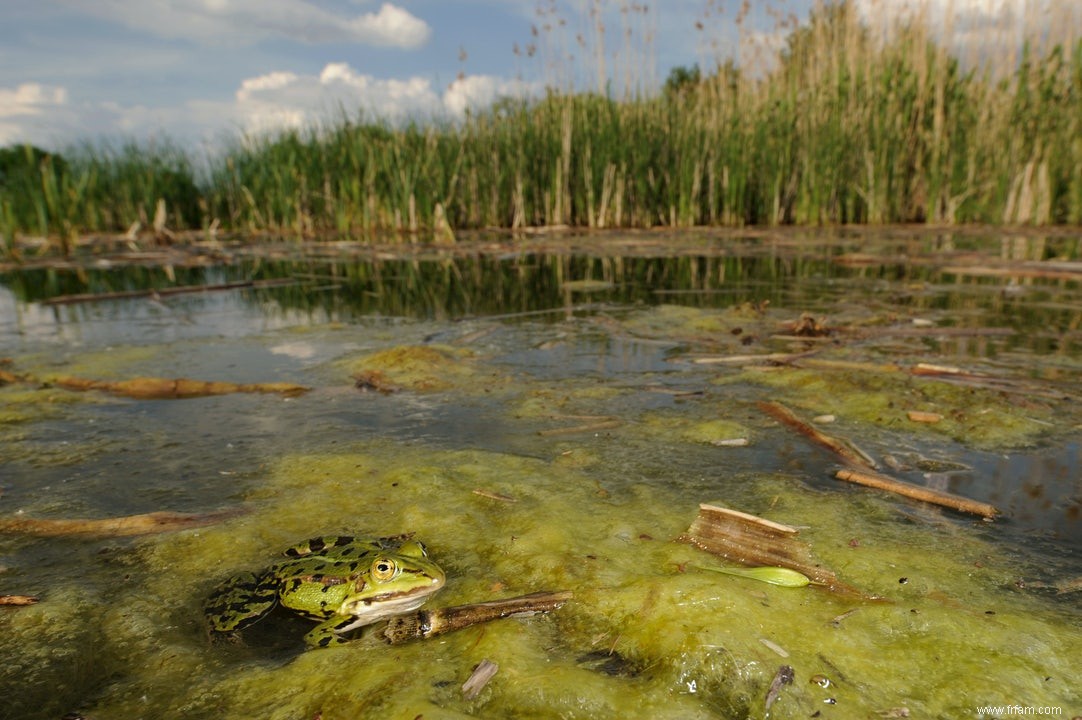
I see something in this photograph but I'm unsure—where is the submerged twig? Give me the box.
[53,376,310,399]
[764,664,795,711]
[759,401,998,518]
[42,278,298,305]
[380,590,573,645]
[757,401,877,470]
[0,508,246,538]
[471,488,517,502]
[538,420,622,436]
[688,351,817,365]
[462,659,500,700]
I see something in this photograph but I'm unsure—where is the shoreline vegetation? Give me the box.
[1,1,1080,257]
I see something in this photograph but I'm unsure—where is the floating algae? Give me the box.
[729,364,1057,448]
[339,344,483,392]
[4,442,1078,719]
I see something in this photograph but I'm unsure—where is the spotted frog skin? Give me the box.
[204,535,445,648]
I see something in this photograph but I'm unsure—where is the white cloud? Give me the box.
[854,0,1079,46]
[0,83,68,119]
[0,83,70,146]
[0,64,543,150]
[443,74,540,117]
[57,0,431,48]
[231,63,542,136]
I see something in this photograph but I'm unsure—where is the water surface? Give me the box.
[1,230,1080,718]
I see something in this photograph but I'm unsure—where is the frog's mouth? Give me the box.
[337,577,445,631]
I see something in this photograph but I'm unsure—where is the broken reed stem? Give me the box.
[756,401,875,469]
[380,591,573,645]
[0,509,246,537]
[41,278,299,305]
[759,400,999,519]
[835,469,998,519]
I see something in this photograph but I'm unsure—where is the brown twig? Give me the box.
[0,508,246,537]
[835,469,998,519]
[757,401,876,470]
[538,420,622,436]
[759,401,998,518]
[41,278,298,305]
[381,590,573,644]
[53,376,310,399]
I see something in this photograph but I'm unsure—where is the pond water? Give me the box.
[1,230,1080,719]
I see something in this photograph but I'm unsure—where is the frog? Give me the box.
[204,534,445,648]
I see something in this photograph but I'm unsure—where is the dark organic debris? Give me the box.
[462,659,499,700]
[764,664,795,711]
[679,503,880,600]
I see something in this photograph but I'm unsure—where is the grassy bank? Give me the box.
[2,1,1080,250]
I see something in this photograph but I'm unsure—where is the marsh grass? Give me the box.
[1,0,1080,249]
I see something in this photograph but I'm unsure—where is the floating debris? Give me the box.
[381,590,573,644]
[760,639,790,658]
[906,410,943,424]
[757,401,877,470]
[53,376,310,399]
[764,664,794,711]
[41,278,298,306]
[710,437,750,447]
[462,659,499,700]
[352,370,400,394]
[538,419,622,436]
[0,509,246,538]
[835,469,998,519]
[471,488,517,503]
[696,564,810,587]
[678,503,878,600]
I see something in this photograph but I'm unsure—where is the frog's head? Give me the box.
[339,539,446,625]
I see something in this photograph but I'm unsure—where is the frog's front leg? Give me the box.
[304,615,369,648]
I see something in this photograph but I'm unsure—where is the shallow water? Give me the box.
[1,231,1080,719]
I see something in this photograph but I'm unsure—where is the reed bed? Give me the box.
[1,1,1079,250]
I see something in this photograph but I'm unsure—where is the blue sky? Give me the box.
[0,0,1066,153]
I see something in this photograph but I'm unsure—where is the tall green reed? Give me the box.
[1,0,1079,246]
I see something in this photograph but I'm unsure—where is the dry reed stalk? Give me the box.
[0,509,245,537]
[381,591,573,644]
[835,469,998,519]
[678,503,877,600]
[757,401,876,470]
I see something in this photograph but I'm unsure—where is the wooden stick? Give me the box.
[42,278,298,305]
[757,401,876,470]
[835,469,998,519]
[53,376,310,399]
[538,420,622,436]
[0,508,246,537]
[462,659,499,700]
[380,590,573,644]
[760,401,998,519]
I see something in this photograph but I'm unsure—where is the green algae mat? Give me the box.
[1,232,1080,719]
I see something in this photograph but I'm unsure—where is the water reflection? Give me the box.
[3,234,1080,360]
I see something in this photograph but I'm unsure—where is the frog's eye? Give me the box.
[372,558,398,582]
